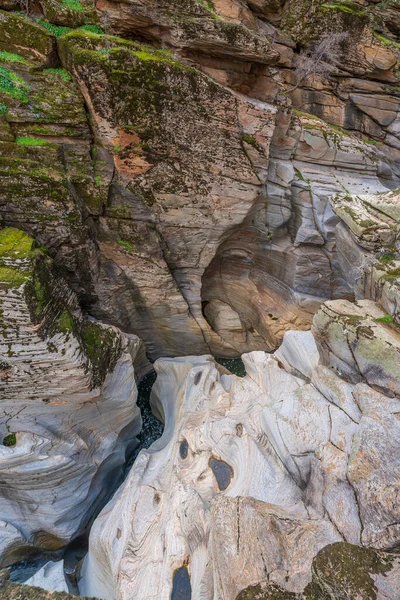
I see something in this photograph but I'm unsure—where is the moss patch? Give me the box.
[80,320,121,387]
[0,51,26,63]
[321,2,367,16]
[379,252,396,263]
[15,137,49,146]
[62,0,84,11]
[0,65,29,103]
[305,542,395,599]
[2,433,16,446]
[0,228,34,259]
[57,309,74,333]
[42,68,71,82]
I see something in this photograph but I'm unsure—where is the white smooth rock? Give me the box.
[25,561,68,593]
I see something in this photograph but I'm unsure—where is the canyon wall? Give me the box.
[0,0,400,597]
[1,0,399,358]
[0,227,147,567]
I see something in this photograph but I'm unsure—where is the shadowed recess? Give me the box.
[179,439,189,459]
[209,456,234,491]
[216,358,246,377]
[171,565,192,600]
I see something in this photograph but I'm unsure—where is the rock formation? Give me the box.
[0,0,400,597]
[1,0,399,358]
[78,298,400,600]
[0,580,97,600]
[0,227,147,566]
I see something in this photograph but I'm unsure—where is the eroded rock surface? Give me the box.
[1,3,399,359]
[79,299,400,600]
[0,227,146,564]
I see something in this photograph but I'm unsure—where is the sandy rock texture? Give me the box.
[0,227,147,564]
[79,298,400,600]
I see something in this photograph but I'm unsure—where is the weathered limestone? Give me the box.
[79,299,400,600]
[0,228,146,564]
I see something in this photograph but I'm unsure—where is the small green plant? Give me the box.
[38,21,71,37]
[43,68,71,82]
[294,167,306,182]
[374,314,394,325]
[0,103,8,115]
[63,0,84,9]
[94,176,101,186]
[117,239,135,251]
[379,252,395,263]
[79,24,105,34]
[0,66,29,103]
[158,48,174,58]
[242,133,259,149]
[3,433,16,447]
[16,137,49,146]
[0,51,26,64]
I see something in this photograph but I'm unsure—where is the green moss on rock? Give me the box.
[80,320,121,387]
[236,583,297,599]
[305,542,395,599]
[0,10,56,65]
[2,433,16,446]
[0,580,98,599]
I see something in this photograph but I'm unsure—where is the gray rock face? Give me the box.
[79,299,400,600]
[0,228,146,564]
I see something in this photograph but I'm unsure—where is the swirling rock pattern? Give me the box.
[79,299,400,600]
[0,228,147,564]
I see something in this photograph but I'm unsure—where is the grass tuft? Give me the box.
[38,20,71,37]
[16,136,49,146]
[0,66,29,103]
[43,68,71,82]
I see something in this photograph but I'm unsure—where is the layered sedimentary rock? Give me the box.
[79,298,400,600]
[333,187,400,322]
[1,2,399,358]
[0,227,146,565]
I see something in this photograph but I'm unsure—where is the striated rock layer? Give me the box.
[0,227,148,565]
[1,3,399,359]
[79,298,400,600]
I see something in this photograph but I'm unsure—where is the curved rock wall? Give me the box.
[0,227,146,565]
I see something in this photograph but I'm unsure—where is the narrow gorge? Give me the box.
[0,0,399,598]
